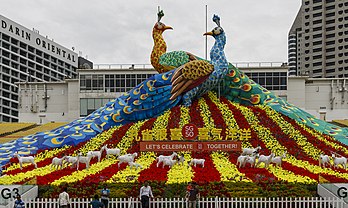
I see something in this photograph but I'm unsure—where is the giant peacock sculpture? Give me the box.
[0,14,229,165]
[1,12,348,167]
[150,10,348,143]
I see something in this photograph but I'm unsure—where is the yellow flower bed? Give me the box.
[167,152,194,184]
[267,164,316,184]
[0,166,51,184]
[211,152,251,182]
[50,158,118,185]
[166,107,193,184]
[5,146,70,172]
[3,126,120,184]
[208,92,252,181]
[258,105,323,159]
[109,110,171,183]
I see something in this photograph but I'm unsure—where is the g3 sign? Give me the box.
[1,187,19,199]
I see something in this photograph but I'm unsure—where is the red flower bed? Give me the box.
[189,99,204,127]
[192,152,220,183]
[283,115,348,157]
[138,161,170,182]
[167,106,181,139]
[250,107,317,163]
[203,95,227,138]
[229,152,278,183]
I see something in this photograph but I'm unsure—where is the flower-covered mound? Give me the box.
[3,92,348,198]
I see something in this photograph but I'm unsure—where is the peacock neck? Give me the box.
[151,29,167,73]
[210,35,227,71]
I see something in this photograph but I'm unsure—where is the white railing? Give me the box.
[9,197,347,208]
[92,62,286,70]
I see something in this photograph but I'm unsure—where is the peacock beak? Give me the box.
[163,26,173,31]
[203,31,213,36]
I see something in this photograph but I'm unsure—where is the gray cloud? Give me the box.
[0,0,300,65]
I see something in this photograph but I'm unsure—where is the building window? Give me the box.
[313,34,322,39]
[326,19,335,25]
[80,98,112,117]
[244,72,287,91]
[313,26,322,32]
[313,12,322,18]
[326,5,335,10]
[313,20,322,25]
[326,12,335,17]
[313,5,322,11]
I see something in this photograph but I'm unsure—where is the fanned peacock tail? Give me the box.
[221,64,348,144]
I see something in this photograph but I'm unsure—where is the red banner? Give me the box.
[140,141,241,152]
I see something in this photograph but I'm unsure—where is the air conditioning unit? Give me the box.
[30,105,38,113]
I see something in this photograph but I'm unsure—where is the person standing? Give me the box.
[90,194,104,208]
[14,195,25,208]
[58,187,70,208]
[139,181,153,208]
[100,185,110,208]
[185,183,200,208]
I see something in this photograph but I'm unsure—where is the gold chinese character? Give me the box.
[154,129,167,141]
[240,128,251,140]
[142,129,153,141]
[170,128,182,140]
[211,128,222,140]
[225,128,239,140]
[198,128,209,140]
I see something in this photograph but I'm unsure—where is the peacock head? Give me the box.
[204,14,225,41]
[153,10,173,33]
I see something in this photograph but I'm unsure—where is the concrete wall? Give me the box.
[287,76,306,109]
[18,81,78,124]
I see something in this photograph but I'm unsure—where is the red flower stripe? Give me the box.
[192,152,220,183]
[138,162,170,182]
[229,152,278,183]
[203,95,227,139]
[189,99,204,127]
[250,107,317,163]
[167,106,181,139]
[283,115,348,157]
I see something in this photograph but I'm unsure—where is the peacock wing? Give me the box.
[170,60,214,100]
[120,70,181,121]
[159,51,206,70]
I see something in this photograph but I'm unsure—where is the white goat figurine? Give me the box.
[237,155,248,168]
[128,162,143,170]
[156,152,177,167]
[271,152,287,167]
[332,154,347,169]
[118,153,138,168]
[256,153,275,168]
[88,146,105,162]
[102,145,121,159]
[162,158,177,168]
[51,156,67,170]
[65,155,79,169]
[189,158,205,168]
[242,146,261,156]
[177,154,185,165]
[13,152,37,170]
[319,154,331,168]
[245,154,259,168]
[77,152,94,170]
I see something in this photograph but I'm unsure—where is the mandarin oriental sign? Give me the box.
[140,141,241,152]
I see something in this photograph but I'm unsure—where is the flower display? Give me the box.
[4,94,348,198]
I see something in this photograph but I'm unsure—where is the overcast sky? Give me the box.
[1,0,301,66]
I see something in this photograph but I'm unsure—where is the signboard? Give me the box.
[182,124,198,140]
[140,141,241,152]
